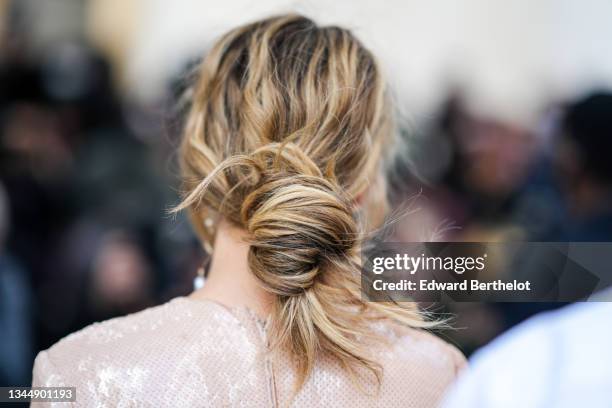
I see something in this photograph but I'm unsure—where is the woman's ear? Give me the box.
[354,190,367,207]
[355,175,388,229]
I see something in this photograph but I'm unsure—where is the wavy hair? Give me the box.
[173,14,431,391]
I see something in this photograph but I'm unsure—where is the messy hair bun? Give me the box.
[241,144,358,296]
[174,14,427,390]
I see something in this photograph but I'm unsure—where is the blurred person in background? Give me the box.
[32,15,465,407]
[86,230,154,321]
[0,182,33,387]
[0,28,75,382]
[421,91,542,242]
[0,2,183,386]
[489,91,612,332]
[397,92,552,352]
[441,289,612,408]
[554,91,612,241]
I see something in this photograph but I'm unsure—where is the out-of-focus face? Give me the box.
[2,103,71,178]
[458,118,537,198]
[91,235,151,307]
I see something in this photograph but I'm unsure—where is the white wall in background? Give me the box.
[125,0,612,124]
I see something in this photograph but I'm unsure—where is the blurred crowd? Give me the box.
[388,88,612,352]
[2,1,612,388]
[0,4,204,387]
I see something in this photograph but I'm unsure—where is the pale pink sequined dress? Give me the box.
[32,297,465,407]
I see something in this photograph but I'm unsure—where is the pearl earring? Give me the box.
[193,267,206,290]
[204,217,214,229]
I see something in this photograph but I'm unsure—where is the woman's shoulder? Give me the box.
[40,299,201,355]
[300,321,466,407]
[373,321,467,387]
[359,322,466,406]
[32,297,271,405]
[32,297,250,387]
[392,323,465,365]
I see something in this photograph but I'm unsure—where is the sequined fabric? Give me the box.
[32,297,465,407]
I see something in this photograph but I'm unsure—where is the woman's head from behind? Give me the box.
[176,14,420,390]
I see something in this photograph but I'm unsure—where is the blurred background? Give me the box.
[2,0,612,387]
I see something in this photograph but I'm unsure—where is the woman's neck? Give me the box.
[189,219,274,317]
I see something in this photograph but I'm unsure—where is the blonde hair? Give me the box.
[174,14,429,391]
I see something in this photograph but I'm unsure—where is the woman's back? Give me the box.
[33,297,464,407]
